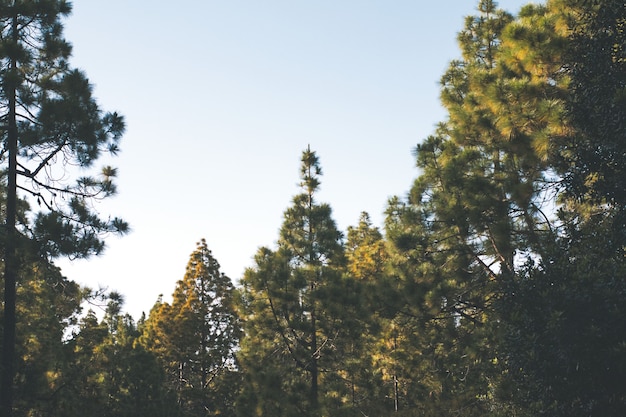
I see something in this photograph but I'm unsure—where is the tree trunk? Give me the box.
[306,161,319,414]
[310,306,318,413]
[1,13,19,417]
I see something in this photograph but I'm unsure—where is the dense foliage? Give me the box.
[2,0,625,416]
[1,1,126,415]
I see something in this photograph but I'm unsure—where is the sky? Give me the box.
[57,0,532,319]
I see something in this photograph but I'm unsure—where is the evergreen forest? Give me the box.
[1,0,626,416]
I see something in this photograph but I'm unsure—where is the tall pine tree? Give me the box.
[384,1,570,414]
[238,147,346,416]
[0,3,126,414]
[499,2,626,415]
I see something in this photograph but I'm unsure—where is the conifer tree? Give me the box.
[560,0,626,212]
[142,239,241,416]
[384,1,570,414]
[0,3,126,414]
[48,303,175,417]
[58,309,110,416]
[98,311,174,417]
[498,2,626,415]
[238,147,346,416]
[7,257,83,414]
[340,212,390,414]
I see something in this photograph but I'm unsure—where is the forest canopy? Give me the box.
[2,0,625,416]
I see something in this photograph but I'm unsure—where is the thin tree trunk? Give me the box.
[393,375,399,412]
[178,361,185,407]
[310,305,318,413]
[393,335,399,412]
[306,157,319,414]
[1,12,19,417]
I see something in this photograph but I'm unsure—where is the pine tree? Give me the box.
[142,239,241,416]
[340,212,389,414]
[0,3,126,414]
[7,257,83,415]
[384,1,571,414]
[99,309,175,417]
[560,0,626,212]
[59,309,110,416]
[238,147,346,416]
[498,1,626,415]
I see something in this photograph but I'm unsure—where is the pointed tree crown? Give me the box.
[279,147,343,267]
[300,145,322,198]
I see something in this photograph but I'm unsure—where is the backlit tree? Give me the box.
[0,2,127,414]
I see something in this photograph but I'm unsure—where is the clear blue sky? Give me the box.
[58,0,532,319]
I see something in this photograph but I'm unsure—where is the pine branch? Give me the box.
[16,183,53,210]
[19,139,67,179]
[262,277,308,371]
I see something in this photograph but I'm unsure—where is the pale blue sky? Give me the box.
[59,0,532,319]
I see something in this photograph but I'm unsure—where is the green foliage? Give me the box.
[141,239,241,416]
[381,1,573,415]
[495,2,626,415]
[0,1,128,258]
[238,148,365,416]
[0,275,174,417]
[560,0,626,211]
[1,2,127,413]
[501,215,626,416]
[50,308,176,417]
[237,247,312,416]
[2,1,626,416]
[10,258,83,415]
